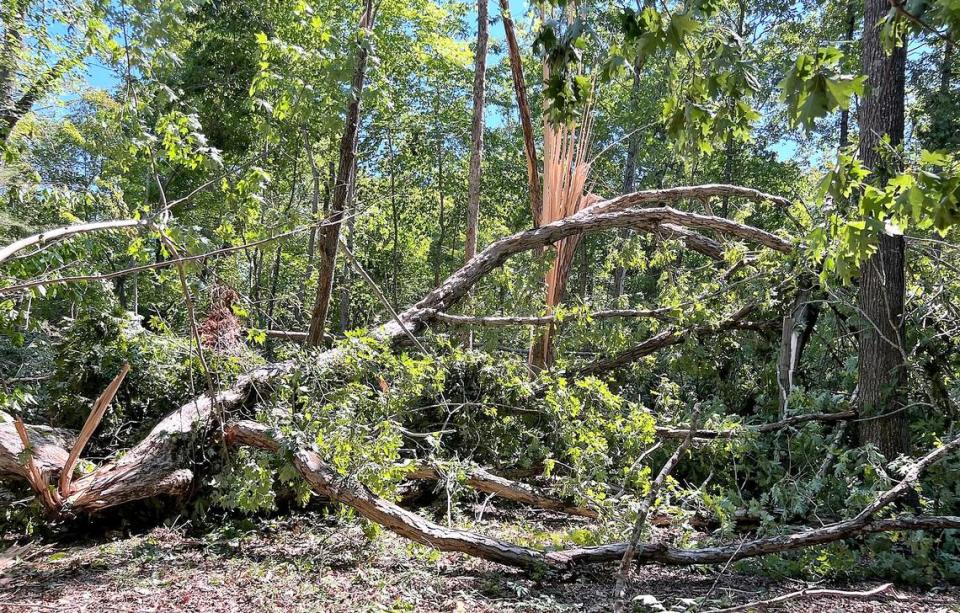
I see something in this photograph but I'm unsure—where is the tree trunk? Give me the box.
[612,66,642,299]
[855,0,909,458]
[462,0,489,348]
[339,160,357,333]
[463,0,488,265]
[387,128,401,304]
[498,0,542,227]
[839,0,856,149]
[305,0,375,347]
[940,39,953,93]
[433,89,446,288]
[302,130,323,312]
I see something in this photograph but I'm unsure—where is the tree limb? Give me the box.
[613,405,701,611]
[0,219,150,267]
[703,582,894,613]
[655,411,857,440]
[406,464,598,518]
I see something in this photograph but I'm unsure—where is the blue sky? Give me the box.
[69,0,806,167]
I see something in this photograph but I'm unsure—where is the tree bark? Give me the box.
[2,185,790,516]
[776,280,821,418]
[462,0,489,349]
[855,0,909,458]
[387,128,401,304]
[464,0,488,265]
[305,0,375,347]
[573,304,760,377]
[225,420,960,571]
[499,0,542,227]
[838,0,857,149]
[406,464,597,518]
[433,85,447,288]
[1,1,74,143]
[301,130,323,311]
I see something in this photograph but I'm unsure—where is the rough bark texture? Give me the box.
[856,0,909,458]
[838,0,857,149]
[63,362,293,513]
[305,0,375,347]
[0,423,73,483]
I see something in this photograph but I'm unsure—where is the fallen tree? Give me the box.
[2,185,792,514]
[14,183,918,573]
[223,420,960,571]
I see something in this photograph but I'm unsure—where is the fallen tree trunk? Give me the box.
[0,219,150,266]
[1,185,794,514]
[573,304,760,377]
[226,421,554,568]
[430,307,673,328]
[0,422,73,483]
[0,363,294,514]
[224,420,960,571]
[702,583,894,613]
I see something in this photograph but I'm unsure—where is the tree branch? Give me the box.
[0,219,150,267]
[703,582,894,613]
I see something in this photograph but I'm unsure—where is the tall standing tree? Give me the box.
[305,0,376,347]
[462,0,489,348]
[463,0,488,266]
[855,0,909,457]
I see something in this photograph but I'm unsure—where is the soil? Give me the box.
[1,510,958,612]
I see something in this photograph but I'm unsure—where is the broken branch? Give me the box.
[702,582,894,613]
[58,363,130,497]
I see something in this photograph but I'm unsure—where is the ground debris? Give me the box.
[0,515,957,612]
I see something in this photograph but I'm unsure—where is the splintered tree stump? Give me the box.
[0,422,74,483]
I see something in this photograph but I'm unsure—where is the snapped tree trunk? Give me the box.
[855,0,909,458]
[499,0,542,227]
[776,280,821,418]
[305,0,375,347]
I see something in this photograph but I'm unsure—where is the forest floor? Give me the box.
[1,507,958,613]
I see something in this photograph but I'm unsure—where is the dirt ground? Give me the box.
[1,511,958,613]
